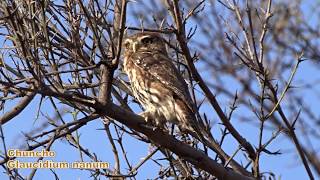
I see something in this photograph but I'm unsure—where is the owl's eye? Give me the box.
[141,36,154,44]
[124,41,130,49]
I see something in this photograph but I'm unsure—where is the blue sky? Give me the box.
[0,0,319,179]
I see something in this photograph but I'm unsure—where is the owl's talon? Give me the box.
[139,123,155,130]
[140,124,158,132]
[139,111,152,123]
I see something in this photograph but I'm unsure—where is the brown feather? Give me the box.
[123,33,198,132]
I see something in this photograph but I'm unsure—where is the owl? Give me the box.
[123,32,197,132]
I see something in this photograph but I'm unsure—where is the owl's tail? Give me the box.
[174,99,209,142]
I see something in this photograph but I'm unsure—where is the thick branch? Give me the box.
[6,86,254,180]
[0,90,36,124]
[99,103,254,180]
[98,0,127,105]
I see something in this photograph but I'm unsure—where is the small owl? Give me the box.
[123,32,197,132]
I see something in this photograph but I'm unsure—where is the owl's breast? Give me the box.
[124,55,149,104]
[123,55,167,108]
[123,55,131,74]
[123,55,193,124]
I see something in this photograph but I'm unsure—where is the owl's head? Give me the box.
[124,32,167,53]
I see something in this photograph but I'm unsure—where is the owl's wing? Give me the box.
[131,52,195,112]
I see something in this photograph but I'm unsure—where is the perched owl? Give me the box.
[123,32,198,132]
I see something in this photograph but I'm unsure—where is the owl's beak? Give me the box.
[132,42,138,53]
